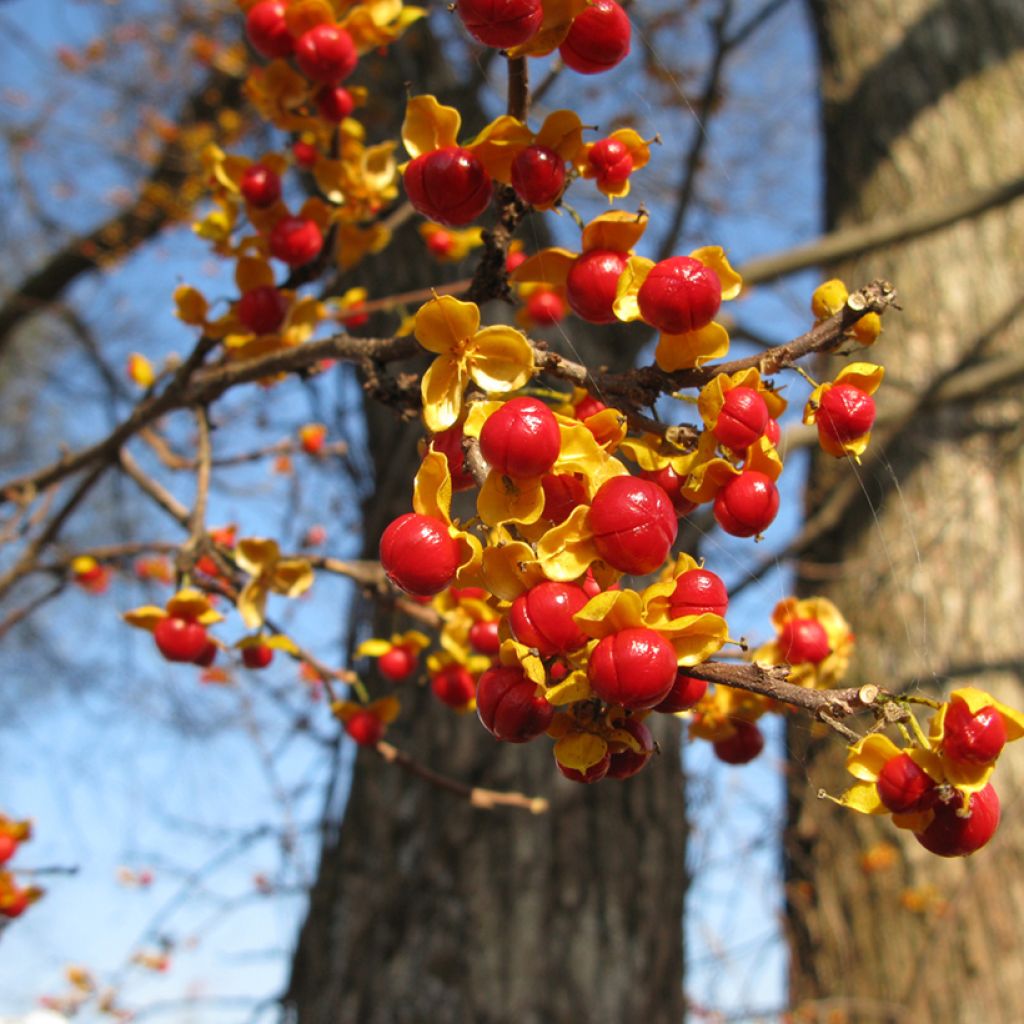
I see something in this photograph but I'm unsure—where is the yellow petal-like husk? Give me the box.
[468,326,535,393]
[402,94,461,159]
[421,356,466,434]
[689,245,742,301]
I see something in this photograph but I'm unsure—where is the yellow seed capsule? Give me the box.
[811,278,849,320]
[852,311,882,346]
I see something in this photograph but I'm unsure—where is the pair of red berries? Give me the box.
[557,717,655,784]
[247,3,357,84]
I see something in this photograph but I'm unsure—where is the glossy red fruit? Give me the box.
[510,145,566,206]
[315,85,354,121]
[238,286,288,335]
[714,386,770,450]
[379,513,461,596]
[588,137,633,190]
[426,229,454,258]
[915,784,1000,857]
[669,568,728,619]
[431,664,476,708]
[713,720,764,764]
[565,249,628,323]
[476,666,554,742]
[292,139,318,168]
[242,644,274,670]
[526,288,566,325]
[588,628,677,709]
[942,697,1007,765]
[654,671,708,713]
[0,834,18,865]
[431,424,475,491]
[194,641,218,668]
[713,471,779,537]
[509,580,589,655]
[637,256,722,334]
[469,619,501,655]
[240,163,281,208]
[589,476,678,575]
[294,24,357,83]
[817,384,876,443]
[154,617,208,664]
[269,216,323,266]
[506,249,527,273]
[403,147,493,227]
[778,617,830,664]
[456,0,544,48]
[559,0,631,74]
[606,717,655,779]
[764,417,781,445]
[541,472,587,523]
[246,1,293,59]
[378,645,418,681]
[557,750,610,784]
[640,465,696,517]
[480,397,561,478]
[877,753,937,813]
[346,710,383,746]
[0,889,30,918]
[574,394,607,420]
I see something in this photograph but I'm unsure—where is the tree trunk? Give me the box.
[786,2,1024,1021]
[283,26,688,1024]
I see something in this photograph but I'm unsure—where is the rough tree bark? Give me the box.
[786,2,1024,1021]
[283,25,688,1024]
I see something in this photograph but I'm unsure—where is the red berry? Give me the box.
[637,256,722,334]
[242,644,274,670]
[238,286,288,334]
[154,617,209,664]
[876,753,937,813]
[525,288,566,325]
[713,720,764,764]
[346,710,383,746]
[606,717,654,779]
[777,617,830,664]
[669,568,728,619]
[639,465,696,517]
[589,476,678,575]
[713,471,779,537]
[587,137,633,190]
[654,671,708,713]
[588,627,677,709]
[817,384,876,444]
[469,619,501,655]
[315,85,354,121]
[942,697,1007,765]
[246,1,293,59]
[541,472,587,523]
[915,784,1000,857]
[1,889,30,918]
[574,394,607,420]
[426,229,454,258]
[0,834,18,865]
[240,163,281,208]
[505,249,527,273]
[509,580,589,656]
[269,216,323,267]
[510,145,566,206]
[557,750,610,784]
[431,664,476,708]
[456,0,544,48]
[294,24,357,84]
[565,249,628,323]
[713,386,770,450]
[430,424,475,491]
[764,417,781,445]
[403,147,493,227]
[559,0,631,74]
[378,645,418,682]
[476,666,554,742]
[194,641,218,668]
[292,139,318,168]
[379,513,461,596]
[479,397,561,478]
